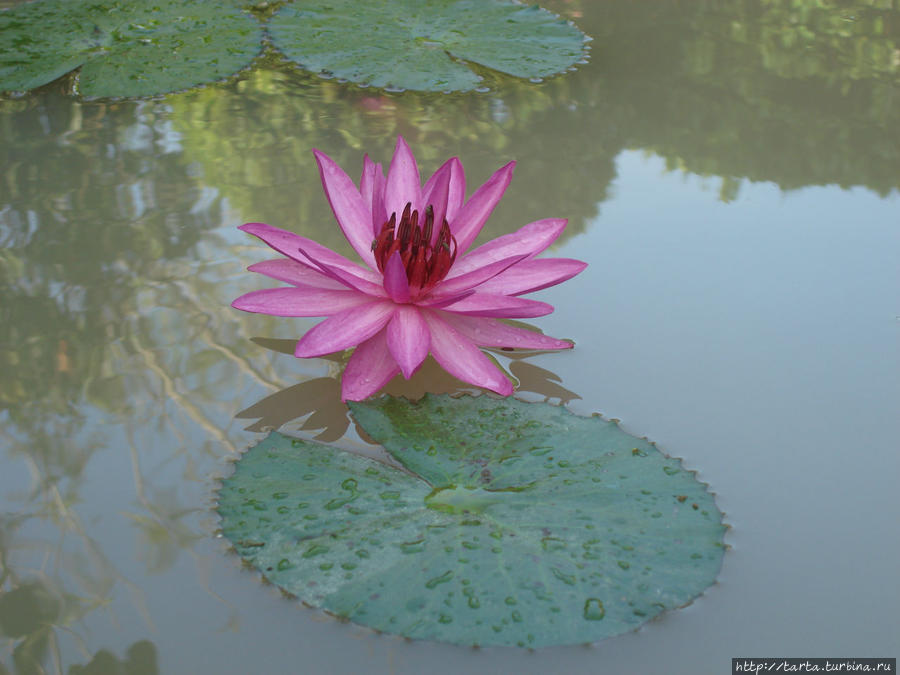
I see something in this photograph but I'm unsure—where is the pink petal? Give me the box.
[239,222,380,284]
[360,155,376,208]
[420,160,451,244]
[372,163,387,229]
[445,157,466,223]
[313,149,378,269]
[231,287,370,317]
[360,155,387,232]
[383,136,421,222]
[447,218,567,279]
[440,293,554,318]
[382,251,410,303]
[341,328,400,401]
[295,301,395,357]
[296,242,387,297]
[386,305,430,379]
[416,289,476,309]
[423,158,467,223]
[428,254,527,299]
[239,222,317,265]
[440,313,573,350]
[422,157,451,202]
[422,311,513,396]
[451,161,515,254]
[476,258,587,296]
[247,259,346,289]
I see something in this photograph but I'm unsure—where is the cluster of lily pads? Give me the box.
[0,0,589,97]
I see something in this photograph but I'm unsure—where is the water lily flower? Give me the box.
[233,137,586,401]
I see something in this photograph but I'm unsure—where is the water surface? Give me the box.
[1,1,898,673]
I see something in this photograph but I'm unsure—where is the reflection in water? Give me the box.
[163,0,899,263]
[237,338,580,442]
[569,0,900,197]
[0,99,175,674]
[0,96,262,673]
[168,69,613,256]
[68,641,158,675]
[1,0,898,670]
[0,515,159,675]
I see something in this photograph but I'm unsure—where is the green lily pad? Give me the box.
[0,0,262,97]
[217,395,726,647]
[268,0,588,92]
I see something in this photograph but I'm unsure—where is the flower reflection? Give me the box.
[236,334,580,443]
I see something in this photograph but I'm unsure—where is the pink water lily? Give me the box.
[233,137,586,401]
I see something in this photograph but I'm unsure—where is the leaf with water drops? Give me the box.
[268,0,589,93]
[217,394,725,647]
[0,0,262,97]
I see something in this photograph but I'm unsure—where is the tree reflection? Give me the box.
[68,640,158,675]
[0,95,243,674]
[168,66,612,255]
[162,0,899,252]
[0,96,213,427]
[556,0,900,197]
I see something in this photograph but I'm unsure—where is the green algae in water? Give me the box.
[217,395,726,647]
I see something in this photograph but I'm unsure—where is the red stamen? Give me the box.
[408,247,428,290]
[422,205,434,245]
[371,200,457,297]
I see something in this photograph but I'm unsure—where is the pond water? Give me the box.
[1,1,898,673]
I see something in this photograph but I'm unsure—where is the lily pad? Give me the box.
[0,0,262,97]
[268,0,588,92]
[217,395,725,647]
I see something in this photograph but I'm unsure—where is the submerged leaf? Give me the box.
[0,0,262,97]
[268,0,588,92]
[217,395,725,647]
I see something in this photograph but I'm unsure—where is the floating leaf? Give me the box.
[217,395,725,647]
[268,0,588,92]
[0,0,262,97]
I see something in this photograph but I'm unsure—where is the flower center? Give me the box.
[371,202,457,295]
